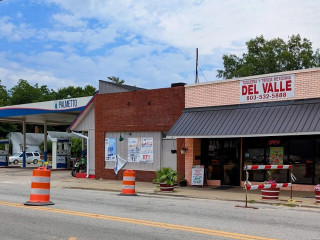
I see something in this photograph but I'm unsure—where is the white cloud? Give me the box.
[0,17,36,41]
[52,14,87,28]
[46,0,320,52]
[0,52,97,90]
[2,0,320,91]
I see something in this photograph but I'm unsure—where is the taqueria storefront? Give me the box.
[168,68,320,190]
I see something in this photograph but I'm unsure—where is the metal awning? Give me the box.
[167,98,320,138]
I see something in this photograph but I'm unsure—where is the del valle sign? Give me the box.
[240,74,294,102]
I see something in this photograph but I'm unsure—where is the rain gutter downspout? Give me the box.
[71,131,89,178]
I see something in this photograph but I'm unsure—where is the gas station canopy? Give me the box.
[0,96,92,125]
[0,96,93,169]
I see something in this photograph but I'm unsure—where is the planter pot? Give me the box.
[315,190,320,204]
[159,183,174,192]
[261,188,280,200]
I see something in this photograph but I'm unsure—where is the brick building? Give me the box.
[169,68,320,190]
[94,81,185,181]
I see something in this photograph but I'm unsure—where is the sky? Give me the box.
[1,0,320,91]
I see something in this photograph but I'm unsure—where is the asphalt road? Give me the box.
[0,173,319,240]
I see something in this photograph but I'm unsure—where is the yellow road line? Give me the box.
[0,200,277,240]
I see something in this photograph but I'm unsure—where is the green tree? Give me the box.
[0,80,17,136]
[36,84,55,102]
[217,34,320,79]
[107,76,125,85]
[39,140,52,154]
[0,80,9,106]
[9,79,42,104]
[54,85,96,99]
[70,137,83,157]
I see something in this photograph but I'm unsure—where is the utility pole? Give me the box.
[195,48,199,83]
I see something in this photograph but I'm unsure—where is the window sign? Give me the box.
[269,147,284,165]
[105,138,117,161]
[128,137,153,163]
[240,74,294,102]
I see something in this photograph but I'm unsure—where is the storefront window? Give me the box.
[243,137,289,182]
[315,138,320,185]
[204,135,319,186]
[290,137,314,184]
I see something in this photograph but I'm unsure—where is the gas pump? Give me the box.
[0,139,9,167]
[56,139,72,168]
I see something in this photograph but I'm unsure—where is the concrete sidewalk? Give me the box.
[48,170,320,209]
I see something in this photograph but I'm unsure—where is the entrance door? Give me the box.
[205,139,240,186]
[221,140,240,186]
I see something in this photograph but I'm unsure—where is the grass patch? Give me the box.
[281,199,297,207]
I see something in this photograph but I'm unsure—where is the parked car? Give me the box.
[9,152,41,165]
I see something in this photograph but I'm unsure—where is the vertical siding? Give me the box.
[99,81,130,94]
[105,131,161,171]
[161,139,177,171]
[73,106,95,131]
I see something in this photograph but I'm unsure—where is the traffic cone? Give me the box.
[24,167,54,206]
[120,170,137,196]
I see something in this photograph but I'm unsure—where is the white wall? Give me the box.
[88,129,95,175]
[161,139,177,171]
[105,132,162,171]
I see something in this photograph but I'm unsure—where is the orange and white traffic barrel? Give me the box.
[24,167,54,206]
[120,170,137,196]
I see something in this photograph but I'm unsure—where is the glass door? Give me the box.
[206,139,240,186]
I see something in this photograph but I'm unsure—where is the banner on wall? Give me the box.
[105,138,117,161]
[128,137,153,163]
[240,74,294,102]
[269,147,284,165]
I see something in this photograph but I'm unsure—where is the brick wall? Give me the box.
[95,86,185,180]
[177,138,186,180]
[101,169,156,182]
[186,68,320,108]
[184,138,201,186]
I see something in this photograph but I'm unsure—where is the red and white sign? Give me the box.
[240,74,294,102]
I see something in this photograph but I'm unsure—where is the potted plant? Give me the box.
[315,184,320,204]
[179,178,187,187]
[261,170,280,200]
[153,167,177,192]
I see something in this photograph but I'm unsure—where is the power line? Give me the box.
[199,65,208,82]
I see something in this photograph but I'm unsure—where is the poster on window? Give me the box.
[140,137,153,162]
[269,147,284,165]
[128,137,153,163]
[105,138,117,161]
